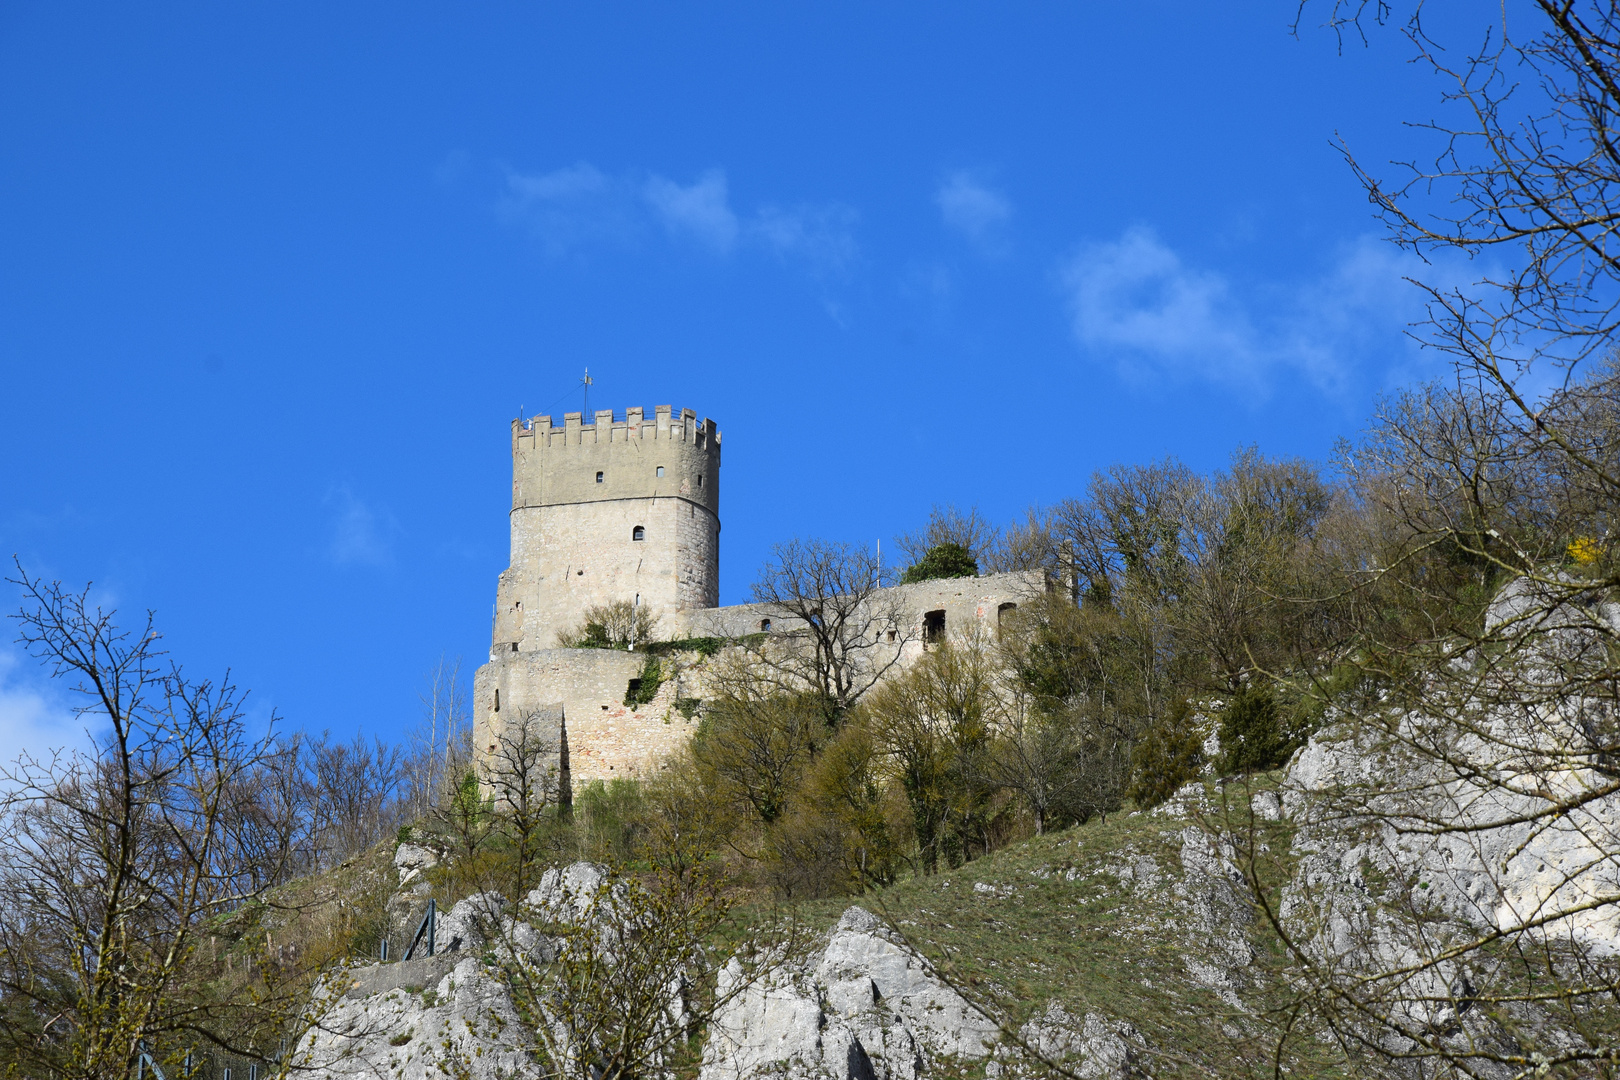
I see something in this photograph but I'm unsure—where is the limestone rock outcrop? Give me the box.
[293,894,538,1080]
[700,906,1002,1080]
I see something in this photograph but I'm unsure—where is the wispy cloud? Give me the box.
[0,647,88,771]
[499,162,638,254]
[1061,226,1447,393]
[643,170,739,252]
[324,486,397,568]
[501,163,857,272]
[753,203,859,272]
[936,172,1012,253]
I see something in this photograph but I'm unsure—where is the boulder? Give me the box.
[393,843,440,887]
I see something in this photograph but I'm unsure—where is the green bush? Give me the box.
[644,636,728,657]
[1217,686,1293,775]
[1128,699,1206,809]
[900,542,979,584]
[623,654,665,707]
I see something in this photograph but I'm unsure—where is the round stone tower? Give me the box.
[490,405,720,653]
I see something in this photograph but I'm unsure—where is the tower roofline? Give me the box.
[515,405,721,446]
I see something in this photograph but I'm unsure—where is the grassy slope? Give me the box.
[743,773,1340,1079]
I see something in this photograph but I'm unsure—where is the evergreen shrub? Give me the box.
[900,542,979,584]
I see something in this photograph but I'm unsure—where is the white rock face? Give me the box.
[294,887,561,1080]
[1285,705,1620,960]
[526,860,609,921]
[393,843,439,887]
[1003,1001,1143,1080]
[295,954,537,1080]
[700,906,1001,1080]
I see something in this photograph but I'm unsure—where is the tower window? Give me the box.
[596,471,604,483]
[494,689,500,712]
[760,618,771,632]
[697,475,704,489]
[923,609,946,644]
[997,602,1018,627]
[511,642,518,653]
[656,466,664,477]
[632,526,645,541]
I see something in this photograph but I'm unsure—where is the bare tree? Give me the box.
[305,730,405,867]
[984,685,1085,836]
[487,708,560,896]
[406,655,470,819]
[0,564,315,1080]
[1174,448,1336,693]
[745,539,913,723]
[894,505,1001,571]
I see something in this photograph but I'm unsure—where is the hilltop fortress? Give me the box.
[472,405,1041,788]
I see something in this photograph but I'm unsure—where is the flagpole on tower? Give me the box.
[581,368,594,418]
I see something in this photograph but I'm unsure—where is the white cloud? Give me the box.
[509,161,611,202]
[500,163,857,271]
[0,647,90,771]
[643,170,740,252]
[1061,227,1444,392]
[936,172,1012,251]
[500,162,637,253]
[325,486,397,568]
[753,203,859,272]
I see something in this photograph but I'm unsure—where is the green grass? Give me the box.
[722,773,1348,1079]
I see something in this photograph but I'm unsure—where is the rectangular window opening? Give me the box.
[923,609,946,644]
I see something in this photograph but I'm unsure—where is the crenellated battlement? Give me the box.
[513,405,720,450]
[493,399,723,664]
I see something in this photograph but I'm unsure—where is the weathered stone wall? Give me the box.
[472,647,701,788]
[497,498,719,650]
[666,570,1043,647]
[474,572,1047,791]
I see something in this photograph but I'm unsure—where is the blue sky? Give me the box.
[0,3,1481,756]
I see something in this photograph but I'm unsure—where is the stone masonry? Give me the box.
[473,403,1046,791]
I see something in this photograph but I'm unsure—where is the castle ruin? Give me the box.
[473,404,1041,789]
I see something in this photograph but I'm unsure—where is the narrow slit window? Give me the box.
[697,475,704,489]
[494,689,500,712]
[632,525,645,541]
[656,466,664,477]
[511,642,518,653]
[596,471,604,483]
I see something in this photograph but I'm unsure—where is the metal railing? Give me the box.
[136,1042,281,1080]
[374,897,437,964]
